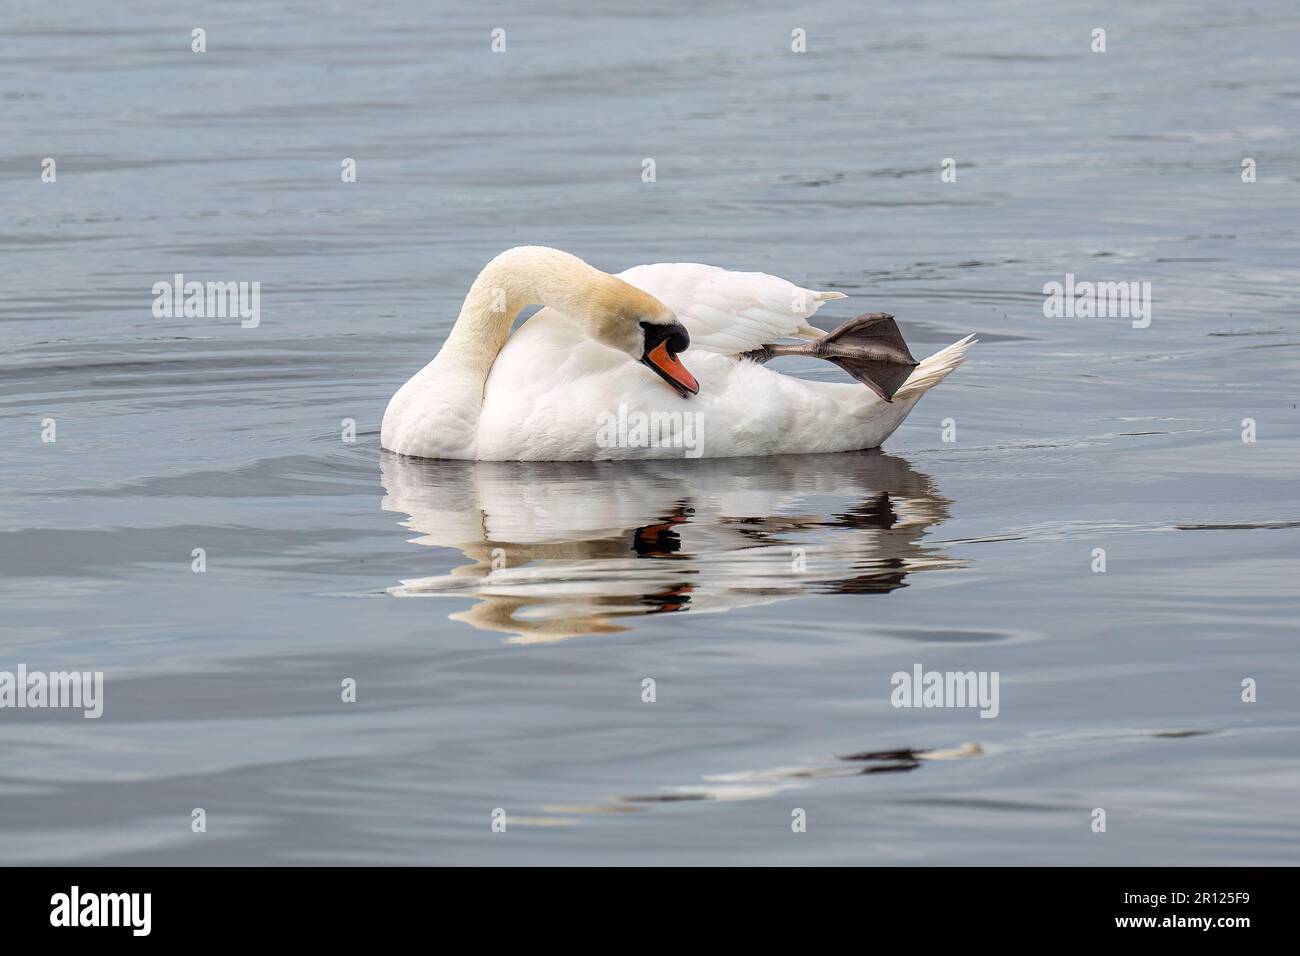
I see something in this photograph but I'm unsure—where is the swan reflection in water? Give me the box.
[380,451,961,643]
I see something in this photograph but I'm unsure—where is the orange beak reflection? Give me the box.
[642,340,699,399]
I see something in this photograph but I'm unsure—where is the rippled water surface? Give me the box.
[2,1,1299,864]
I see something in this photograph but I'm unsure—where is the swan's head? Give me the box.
[586,280,699,399]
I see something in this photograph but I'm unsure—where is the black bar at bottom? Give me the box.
[0,866,1279,940]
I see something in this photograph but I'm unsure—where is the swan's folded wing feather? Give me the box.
[617,262,845,356]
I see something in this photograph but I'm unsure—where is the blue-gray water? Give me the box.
[2,1,1298,864]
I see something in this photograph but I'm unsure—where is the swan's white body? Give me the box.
[381,247,974,460]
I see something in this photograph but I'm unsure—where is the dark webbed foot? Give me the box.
[741,313,920,402]
[816,313,918,402]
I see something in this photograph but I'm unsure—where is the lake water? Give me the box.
[1,1,1298,864]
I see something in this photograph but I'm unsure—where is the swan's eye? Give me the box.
[641,320,690,356]
[638,320,698,398]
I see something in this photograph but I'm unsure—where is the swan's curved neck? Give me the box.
[438,246,607,380]
[391,246,665,457]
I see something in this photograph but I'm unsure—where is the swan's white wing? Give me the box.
[617,262,845,356]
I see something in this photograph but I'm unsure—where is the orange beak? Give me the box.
[642,340,699,398]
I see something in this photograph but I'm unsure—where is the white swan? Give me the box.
[381,246,974,460]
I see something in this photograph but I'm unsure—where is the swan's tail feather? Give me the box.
[894,334,977,401]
